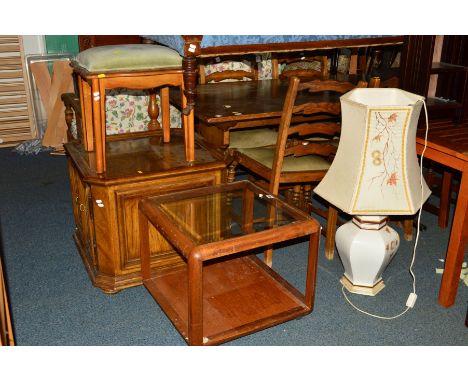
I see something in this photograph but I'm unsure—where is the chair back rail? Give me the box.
[198,55,259,84]
[289,121,341,137]
[285,141,338,158]
[272,53,328,81]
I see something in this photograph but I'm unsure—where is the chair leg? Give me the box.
[227,162,237,183]
[325,206,338,260]
[284,187,293,205]
[292,185,302,208]
[264,246,273,267]
[403,218,413,241]
[424,166,438,187]
[303,185,312,211]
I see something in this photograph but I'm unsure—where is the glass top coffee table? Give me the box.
[138,180,320,345]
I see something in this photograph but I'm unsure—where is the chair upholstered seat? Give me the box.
[228,128,278,149]
[236,147,331,172]
[306,136,340,146]
[74,44,182,72]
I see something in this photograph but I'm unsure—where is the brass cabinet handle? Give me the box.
[79,203,86,212]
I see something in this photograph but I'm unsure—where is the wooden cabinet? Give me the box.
[65,132,226,293]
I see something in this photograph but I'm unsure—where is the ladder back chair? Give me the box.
[226,53,331,154]
[229,77,367,263]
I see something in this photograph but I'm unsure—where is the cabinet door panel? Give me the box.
[115,173,221,272]
[67,160,96,266]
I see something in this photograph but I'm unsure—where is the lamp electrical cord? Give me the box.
[342,99,430,320]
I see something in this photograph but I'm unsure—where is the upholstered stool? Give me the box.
[72,44,194,173]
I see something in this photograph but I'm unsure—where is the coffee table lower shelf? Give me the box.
[143,255,311,346]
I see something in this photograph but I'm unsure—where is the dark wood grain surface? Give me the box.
[171,79,345,125]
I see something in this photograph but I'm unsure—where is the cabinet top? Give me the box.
[65,131,225,184]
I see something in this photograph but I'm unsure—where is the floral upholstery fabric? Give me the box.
[106,89,149,134]
[105,89,181,135]
[281,60,324,75]
[203,53,272,80]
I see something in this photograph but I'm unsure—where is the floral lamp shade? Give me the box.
[314,88,431,216]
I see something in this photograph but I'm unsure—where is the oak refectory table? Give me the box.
[142,35,404,113]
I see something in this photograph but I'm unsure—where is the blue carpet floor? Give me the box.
[1,148,467,349]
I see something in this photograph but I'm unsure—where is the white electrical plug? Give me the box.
[406,292,417,308]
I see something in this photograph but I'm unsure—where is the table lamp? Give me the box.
[314,88,431,296]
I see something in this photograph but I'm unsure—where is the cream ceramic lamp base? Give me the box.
[336,216,400,296]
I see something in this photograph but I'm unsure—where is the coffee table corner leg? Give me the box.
[188,253,204,345]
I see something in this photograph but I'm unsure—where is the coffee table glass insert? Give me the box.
[139,180,320,345]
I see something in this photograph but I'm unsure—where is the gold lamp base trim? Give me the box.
[340,275,385,296]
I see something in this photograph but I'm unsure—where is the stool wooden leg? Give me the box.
[91,78,104,173]
[147,89,160,131]
[99,80,107,172]
[79,78,94,151]
[160,86,170,143]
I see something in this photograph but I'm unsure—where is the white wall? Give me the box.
[22,35,46,55]
[21,36,47,136]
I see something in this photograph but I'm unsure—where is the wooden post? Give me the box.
[91,78,104,173]
[187,253,203,345]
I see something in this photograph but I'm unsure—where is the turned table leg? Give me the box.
[147,89,161,131]
[182,55,198,115]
